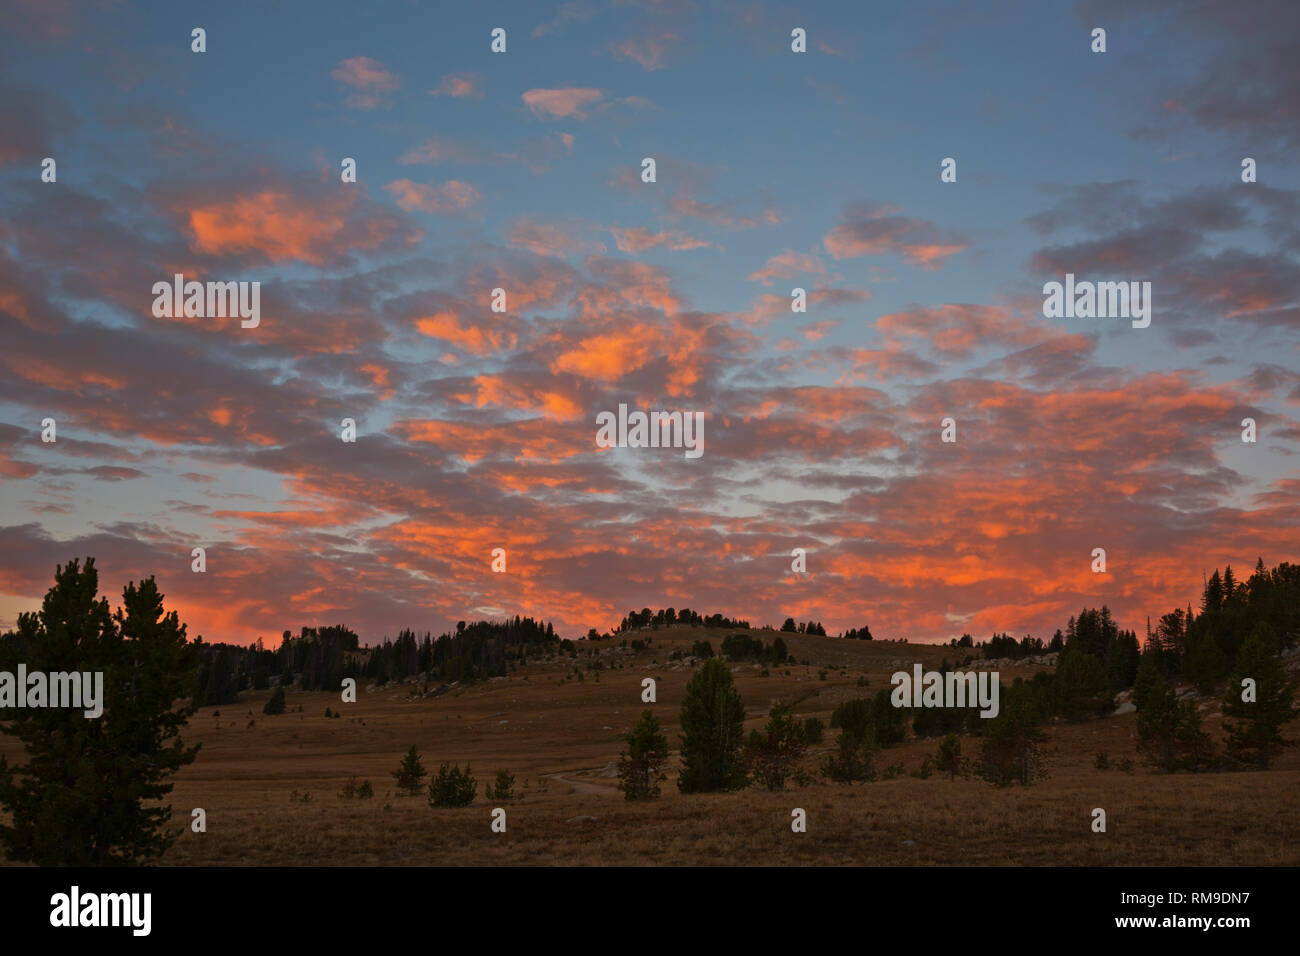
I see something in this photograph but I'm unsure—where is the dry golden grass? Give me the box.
[2,627,1295,865]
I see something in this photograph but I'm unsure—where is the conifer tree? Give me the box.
[0,558,200,865]
[935,734,962,780]
[677,657,747,793]
[617,709,669,800]
[1222,627,1299,768]
[744,702,806,791]
[393,744,427,796]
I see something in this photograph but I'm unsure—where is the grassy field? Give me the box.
[2,626,1296,866]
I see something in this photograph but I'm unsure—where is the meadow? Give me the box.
[2,626,1295,866]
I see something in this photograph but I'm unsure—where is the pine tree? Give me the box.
[617,709,669,800]
[1202,569,1224,614]
[1222,627,1299,769]
[978,682,1045,786]
[935,734,962,780]
[428,762,476,807]
[744,702,807,791]
[1135,655,1212,772]
[393,744,427,796]
[262,683,286,715]
[0,559,200,865]
[677,657,747,793]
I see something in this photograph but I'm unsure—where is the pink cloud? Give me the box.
[609,31,679,70]
[431,73,483,98]
[331,56,400,109]
[383,179,482,214]
[522,87,604,119]
[609,226,715,252]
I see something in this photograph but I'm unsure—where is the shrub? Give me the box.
[429,763,477,808]
[1094,751,1110,770]
[357,780,374,799]
[821,732,875,783]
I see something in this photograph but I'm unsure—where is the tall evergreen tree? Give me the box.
[978,681,1045,786]
[677,657,747,793]
[1221,627,1299,769]
[0,559,200,865]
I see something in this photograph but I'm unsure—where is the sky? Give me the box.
[0,0,1297,646]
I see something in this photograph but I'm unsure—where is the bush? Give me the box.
[429,763,477,808]
[1094,751,1110,770]
[485,769,515,801]
[262,685,286,715]
[821,732,875,783]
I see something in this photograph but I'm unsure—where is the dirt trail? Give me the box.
[543,769,618,795]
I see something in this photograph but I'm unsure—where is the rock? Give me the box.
[566,815,600,824]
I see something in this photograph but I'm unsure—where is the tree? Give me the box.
[677,657,747,793]
[802,716,824,744]
[1222,627,1299,769]
[821,730,875,783]
[830,698,873,742]
[485,770,515,801]
[262,684,286,715]
[393,745,427,796]
[1135,655,1212,772]
[617,710,669,800]
[780,618,797,633]
[935,734,962,780]
[744,702,807,791]
[1053,645,1111,720]
[870,686,907,747]
[0,558,200,865]
[978,682,1046,786]
[1183,631,1226,693]
[428,763,476,807]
